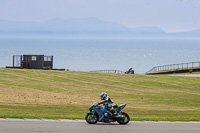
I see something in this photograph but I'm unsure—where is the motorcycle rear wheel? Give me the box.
[117,112,130,125]
[85,114,98,124]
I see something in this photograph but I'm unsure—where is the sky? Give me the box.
[0,0,200,32]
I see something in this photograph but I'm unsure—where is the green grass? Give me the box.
[0,68,200,121]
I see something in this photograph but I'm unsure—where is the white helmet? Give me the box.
[100,92,107,100]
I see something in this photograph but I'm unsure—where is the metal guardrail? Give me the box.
[146,61,200,74]
[90,70,125,74]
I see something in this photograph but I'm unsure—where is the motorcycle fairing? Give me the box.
[115,104,126,112]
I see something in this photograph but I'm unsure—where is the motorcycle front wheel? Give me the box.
[85,113,98,124]
[117,112,130,125]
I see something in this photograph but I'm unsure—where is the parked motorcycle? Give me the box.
[85,102,130,124]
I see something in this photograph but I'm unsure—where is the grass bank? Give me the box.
[0,68,200,121]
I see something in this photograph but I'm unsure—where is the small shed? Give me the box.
[12,54,53,69]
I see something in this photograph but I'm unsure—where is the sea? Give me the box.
[0,37,200,74]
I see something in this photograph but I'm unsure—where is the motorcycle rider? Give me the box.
[98,92,118,116]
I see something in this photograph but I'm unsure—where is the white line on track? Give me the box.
[0,118,199,123]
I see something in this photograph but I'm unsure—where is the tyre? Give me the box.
[117,112,130,125]
[85,113,98,124]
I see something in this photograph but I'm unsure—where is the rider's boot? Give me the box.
[110,107,118,117]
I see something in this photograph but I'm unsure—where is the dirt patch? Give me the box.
[0,88,90,105]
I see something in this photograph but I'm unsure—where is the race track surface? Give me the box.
[170,74,200,77]
[0,119,200,133]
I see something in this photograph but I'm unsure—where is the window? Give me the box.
[44,56,52,61]
[32,56,37,61]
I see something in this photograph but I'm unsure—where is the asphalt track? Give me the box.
[170,74,200,77]
[0,119,200,133]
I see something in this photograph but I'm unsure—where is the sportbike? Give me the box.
[85,102,130,124]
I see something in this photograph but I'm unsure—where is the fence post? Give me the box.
[13,56,15,67]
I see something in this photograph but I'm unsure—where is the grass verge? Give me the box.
[0,68,200,121]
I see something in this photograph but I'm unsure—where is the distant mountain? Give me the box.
[165,29,200,38]
[130,26,165,34]
[0,18,200,38]
[0,19,49,34]
[178,29,200,35]
[0,18,166,36]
